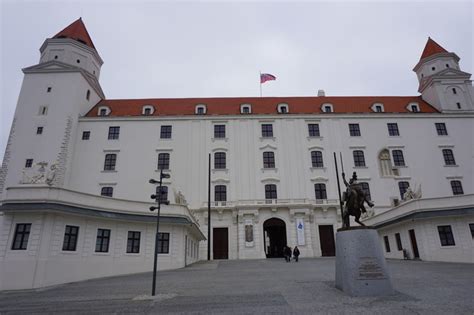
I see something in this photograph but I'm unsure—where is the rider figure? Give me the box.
[342,171,374,213]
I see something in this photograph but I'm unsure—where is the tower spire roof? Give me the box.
[419,37,448,61]
[53,18,96,49]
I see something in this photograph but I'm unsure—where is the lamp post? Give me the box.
[149,169,170,296]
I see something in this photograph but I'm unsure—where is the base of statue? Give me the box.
[335,227,394,296]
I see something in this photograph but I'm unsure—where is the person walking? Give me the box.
[293,246,300,262]
[284,246,292,262]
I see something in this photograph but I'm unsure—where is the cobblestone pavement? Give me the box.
[0,258,473,314]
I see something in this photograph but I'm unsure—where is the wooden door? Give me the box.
[319,225,336,256]
[409,229,420,259]
[213,228,228,259]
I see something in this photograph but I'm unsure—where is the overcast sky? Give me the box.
[1,0,473,162]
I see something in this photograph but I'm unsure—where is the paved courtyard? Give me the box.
[0,258,473,314]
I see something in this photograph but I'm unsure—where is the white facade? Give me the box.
[0,21,473,290]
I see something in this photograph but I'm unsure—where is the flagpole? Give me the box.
[259,71,262,97]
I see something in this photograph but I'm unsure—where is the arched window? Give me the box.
[311,151,323,168]
[353,150,366,167]
[98,106,111,116]
[214,152,226,169]
[378,149,396,177]
[241,104,252,114]
[265,184,277,200]
[195,104,207,115]
[142,105,155,115]
[277,103,289,114]
[215,185,227,201]
[314,183,327,200]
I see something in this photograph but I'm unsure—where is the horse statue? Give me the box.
[341,172,374,228]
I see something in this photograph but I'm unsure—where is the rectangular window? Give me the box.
[348,124,361,136]
[215,185,227,202]
[387,123,399,136]
[104,154,117,171]
[108,126,120,140]
[442,149,456,165]
[398,181,409,200]
[395,233,402,251]
[384,236,391,252]
[36,127,43,135]
[62,225,79,251]
[127,231,141,253]
[308,124,320,137]
[11,223,31,250]
[157,153,170,170]
[160,125,172,139]
[375,105,383,112]
[214,125,226,138]
[25,159,34,168]
[437,225,455,246]
[82,131,90,140]
[39,106,48,116]
[435,123,448,136]
[263,152,275,168]
[158,232,170,254]
[265,184,277,199]
[261,124,273,137]
[214,152,226,169]
[314,183,327,200]
[450,181,464,195]
[311,151,324,168]
[392,150,405,166]
[95,229,110,253]
[353,150,366,167]
[100,187,113,197]
[156,186,168,203]
[411,105,419,112]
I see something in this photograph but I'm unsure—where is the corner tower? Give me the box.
[413,38,474,112]
[0,19,105,197]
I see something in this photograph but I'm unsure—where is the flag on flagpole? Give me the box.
[260,73,276,84]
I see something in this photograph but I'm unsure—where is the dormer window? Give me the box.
[321,103,333,113]
[277,103,289,114]
[142,105,155,116]
[98,106,111,116]
[195,104,207,115]
[407,103,420,113]
[371,103,384,113]
[241,104,252,114]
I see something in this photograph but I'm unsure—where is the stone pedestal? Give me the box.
[335,227,394,296]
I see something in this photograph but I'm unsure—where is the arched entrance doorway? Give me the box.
[263,218,287,258]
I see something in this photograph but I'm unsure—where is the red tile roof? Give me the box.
[53,18,96,49]
[86,96,438,117]
[419,37,448,60]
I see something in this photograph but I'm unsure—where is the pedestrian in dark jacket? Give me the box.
[284,246,292,262]
[293,246,300,262]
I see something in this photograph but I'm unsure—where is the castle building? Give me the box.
[0,19,473,290]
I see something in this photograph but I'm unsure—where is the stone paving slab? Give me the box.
[0,258,473,314]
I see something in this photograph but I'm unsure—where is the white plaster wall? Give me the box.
[378,215,474,263]
[67,115,473,211]
[0,212,194,290]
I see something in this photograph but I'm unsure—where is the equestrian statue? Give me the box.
[341,171,374,228]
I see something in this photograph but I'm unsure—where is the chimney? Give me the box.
[318,89,325,97]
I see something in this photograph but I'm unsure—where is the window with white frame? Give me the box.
[241,104,252,114]
[98,106,111,116]
[407,103,420,112]
[195,104,207,115]
[277,103,289,114]
[321,103,333,113]
[371,103,384,112]
[142,105,155,115]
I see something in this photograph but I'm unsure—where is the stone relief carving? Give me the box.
[20,161,59,186]
[245,224,253,242]
[402,184,422,202]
